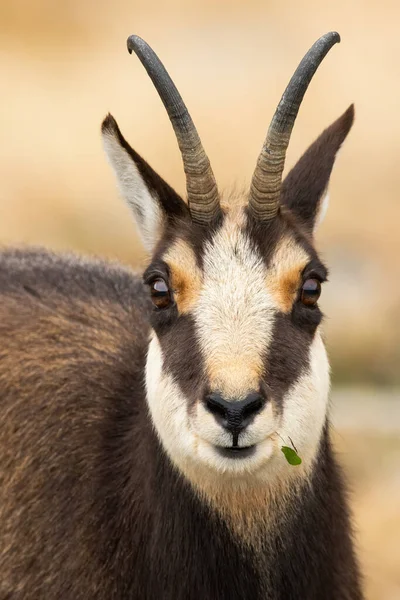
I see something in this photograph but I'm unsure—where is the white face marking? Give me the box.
[193,212,275,399]
[144,208,331,501]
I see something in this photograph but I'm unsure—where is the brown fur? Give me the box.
[265,236,310,312]
[163,239,202,314]
[0,249,150,597]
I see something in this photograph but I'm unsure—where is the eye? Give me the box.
[300,278,321,307]
[149,278,172,309]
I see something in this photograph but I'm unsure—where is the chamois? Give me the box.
[0,32,363,599]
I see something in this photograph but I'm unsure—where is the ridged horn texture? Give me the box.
[127,35,220,225]
[249,31,341,221]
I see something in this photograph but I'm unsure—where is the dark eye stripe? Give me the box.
[264,312,313,416]
[156,314,206,410]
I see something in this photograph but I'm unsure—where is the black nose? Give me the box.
[205,392,265,444]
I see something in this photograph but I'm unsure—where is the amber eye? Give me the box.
[301,279,321,307]
[150,278,172,309]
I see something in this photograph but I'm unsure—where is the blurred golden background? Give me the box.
[1,1,399,597]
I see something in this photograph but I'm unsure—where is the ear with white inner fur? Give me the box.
[281,104,354,234]
[102,114,189,252]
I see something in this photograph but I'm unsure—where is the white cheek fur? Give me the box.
[278,332,330,468]
[145,334,195,467]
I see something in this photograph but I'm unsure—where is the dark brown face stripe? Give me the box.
[264,312,316,414]
[155,313,207,408]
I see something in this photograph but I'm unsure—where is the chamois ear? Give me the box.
[102,114,189,252]
[281,104,354,234]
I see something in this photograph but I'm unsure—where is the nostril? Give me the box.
[205,394,229,426]
[242,393,264,420]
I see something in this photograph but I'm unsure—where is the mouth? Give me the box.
[215,445,256,459]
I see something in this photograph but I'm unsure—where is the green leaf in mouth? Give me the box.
[281,446,302,466]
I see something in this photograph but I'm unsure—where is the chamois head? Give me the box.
[102,33,353,491]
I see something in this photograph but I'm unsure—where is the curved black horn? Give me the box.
[127,35,220,225]
[249,32,341,221]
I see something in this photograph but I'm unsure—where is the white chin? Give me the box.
[196,437,276,474]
